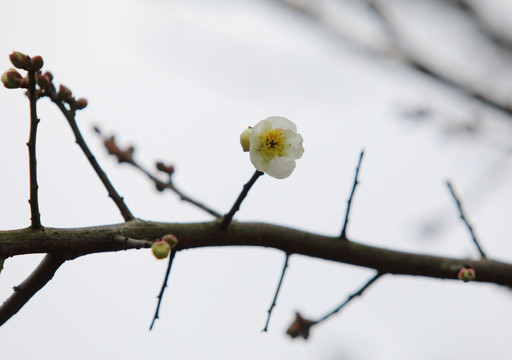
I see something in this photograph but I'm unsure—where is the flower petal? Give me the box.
[265,157,296,179]
[265,116,297,132]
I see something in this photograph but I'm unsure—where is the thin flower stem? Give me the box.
[314,272,382,324]
[27,70,42,229]
[446,181,487,258]
[150,250,176,330]
[340,150,365,239]
[221,170,264,229]
[262,252,290,332]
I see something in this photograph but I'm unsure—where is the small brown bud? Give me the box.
[9,51,31,70]
[155,181,166,192]
[75,98,88,110]
[1,68,24,89]
[104,136,135,164]
[162,234,178,247]
[30,56,44,71]
[286,312,315,340]
[156,161,175,175]
[57,85,73,103]
[35,73,50,89]
[43,71,53,82]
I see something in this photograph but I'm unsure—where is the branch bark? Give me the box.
[1,220,511,286]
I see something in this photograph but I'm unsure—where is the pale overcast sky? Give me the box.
[1,1,511,359]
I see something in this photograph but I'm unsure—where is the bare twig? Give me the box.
[314,272,382,325]
[46,90,135,222]
[132,162,222,219]
[0,254,67,326]
[340,150,365,239]
[446,181,487,258]
[150,250,177,330]
[27,70,42,228]
[262,252,290,332]
[221,170,264,229]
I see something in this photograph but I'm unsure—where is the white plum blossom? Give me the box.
[240,116,304,179]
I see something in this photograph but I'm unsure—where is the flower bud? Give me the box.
[57,85,73,103]
[30,56,44,71]
[286,312,314,340]
[9,51,31,70]
[240,127,252,152]
[35,73,50,89]
[156,161,175,175]
[151,240,171,260]
[1,68,24,89]
[75,98,88,110]
[43,71,53,82]
[162,234,179,247]
[457,267,476,282]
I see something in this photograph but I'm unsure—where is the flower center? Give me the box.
[261,129,286,159]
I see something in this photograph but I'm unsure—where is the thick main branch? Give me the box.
[1,220,511,287]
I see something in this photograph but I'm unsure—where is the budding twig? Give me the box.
[446,181,487,258]
[340,150,365,239]
[314,272,382,325]
[27,70,42,229]
[133,162,221,219]
[150,250,177,330]
[95,129,221,219]
[221,170,264,229]
[262,252,290,332]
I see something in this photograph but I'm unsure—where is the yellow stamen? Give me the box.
[261,129,286,159]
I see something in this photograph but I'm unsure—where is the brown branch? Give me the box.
[132,162,222,219]
[340,150,364,239]
[221,170,264,229]
[314,272,382,324]
[0,220,511,286]
[446,181,487,258]
[45,91,135,222]
[0,254,67,326]
[262,252,290,332]
[27,70,42,228]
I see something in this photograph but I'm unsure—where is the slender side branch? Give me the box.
[262,252,290,332]
[315,272,382,324]
[27,70,42,228]
[446,181,487,258]
[0,254,67,326]
[150,250,177,330]
[46,91,134,222]
[133,163,221,219]
[340,150,365,239]
[221,170,264,229]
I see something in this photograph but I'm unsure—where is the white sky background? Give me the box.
[0,0,511,359]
